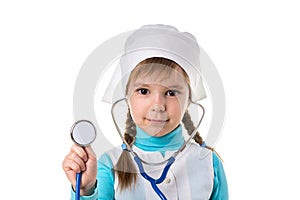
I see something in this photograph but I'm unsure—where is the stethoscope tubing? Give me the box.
[134,156,175,200]
[75,172,82,200]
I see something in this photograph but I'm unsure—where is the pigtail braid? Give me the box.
[182,111,204,146]
[182,111,223,161]
[114,110,137,190]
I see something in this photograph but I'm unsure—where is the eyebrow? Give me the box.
[167,85,185,90]
[132,82,185,90]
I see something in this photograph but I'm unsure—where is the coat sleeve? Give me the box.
[209,152,229,200]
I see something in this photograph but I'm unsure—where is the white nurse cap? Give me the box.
[103,24,206,103]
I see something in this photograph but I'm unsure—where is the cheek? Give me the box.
[168,101,186,120]
[177,93,189,109]
[128,99,144,123]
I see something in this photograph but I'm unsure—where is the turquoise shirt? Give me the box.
[71,125,228,199]
[134,126,185,156]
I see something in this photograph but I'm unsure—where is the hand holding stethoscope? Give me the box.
[62,120,97,200]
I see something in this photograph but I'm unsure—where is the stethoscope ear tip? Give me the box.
[121,143,130,151]
[200,141,206,148]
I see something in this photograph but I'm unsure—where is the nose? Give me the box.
[151,93,166,112]
[151,104,166,112]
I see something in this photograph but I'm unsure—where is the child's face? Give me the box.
[127,66,190,137]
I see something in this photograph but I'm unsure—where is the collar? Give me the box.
[135,125,184,155]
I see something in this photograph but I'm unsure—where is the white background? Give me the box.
[1,0,299,199]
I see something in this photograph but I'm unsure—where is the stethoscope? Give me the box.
[70,120,97,200]
[111,97,205,200]
[70,98,205,200]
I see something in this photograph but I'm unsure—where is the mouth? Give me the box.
[146,118,169,123]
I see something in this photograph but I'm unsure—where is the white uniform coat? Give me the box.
[106,142,214,200]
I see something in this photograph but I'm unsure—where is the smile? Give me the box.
[146,118,169,123]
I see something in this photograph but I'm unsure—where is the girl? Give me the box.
[63,24,228,199]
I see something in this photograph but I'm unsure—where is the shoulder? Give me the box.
[185,142,213,161]
[98,146,123,169]
[212,151,222,167]
[100,146,123,164]
[175,142,214,173]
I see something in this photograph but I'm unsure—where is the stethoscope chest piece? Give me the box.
[71,120,96,146]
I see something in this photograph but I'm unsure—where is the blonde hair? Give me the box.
[114,57,215,190]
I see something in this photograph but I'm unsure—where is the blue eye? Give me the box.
[137,88,149,95]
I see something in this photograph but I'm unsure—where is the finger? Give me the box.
[71,144,88,162]
[70,151,87,171]
[63,148,87,172]
[62,157,80,187]
[63,154,85,173]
